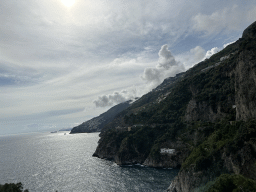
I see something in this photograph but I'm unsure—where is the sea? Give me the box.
[0,132,179,192]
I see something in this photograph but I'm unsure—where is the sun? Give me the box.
[61,0,76,7]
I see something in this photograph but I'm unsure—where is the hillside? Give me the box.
[70,100,131,133]
[99,72,186,135]
[93,21,256,191]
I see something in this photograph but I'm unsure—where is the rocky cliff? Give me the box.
[93,21,256,192]
[235,21,256,121]
[168,21,256,192]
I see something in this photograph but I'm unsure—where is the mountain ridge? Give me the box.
[70,100,131,133]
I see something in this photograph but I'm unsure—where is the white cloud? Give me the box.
[142,44,185,88]
[141,67,162,83]
[190,46,206,61]
[176,46,206,69]
[94,89,137,108]
[157,45,178,69]
[204,47,221,59]
[203,40,236,60]
[192,5,256,35]
[223,41,236,48]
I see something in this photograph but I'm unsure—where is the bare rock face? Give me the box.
[235,22,256,121]
[185,99,224,122]
[235,58,256,120]
[222,142,256,180]
[235,52,256,120]
[143,140,190,168]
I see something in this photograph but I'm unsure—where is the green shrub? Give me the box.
[0,182,28,192]
[206,174,256,192]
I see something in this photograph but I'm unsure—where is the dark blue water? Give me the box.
[0,132,178,192]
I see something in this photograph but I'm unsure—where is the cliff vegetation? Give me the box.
[0,182,28,192]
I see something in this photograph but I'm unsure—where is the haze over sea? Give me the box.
[0,132,178,192]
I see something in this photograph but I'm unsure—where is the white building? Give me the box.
[160,148,175,154]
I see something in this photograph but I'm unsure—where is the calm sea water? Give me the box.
[0,132,178,192]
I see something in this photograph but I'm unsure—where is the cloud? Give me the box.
[45,108,85,117]
[204,47,221,59]
[203,40,236,60]
[190,46,206,61]
[141,67,161,83]
[176,46,206,69]
[94,89,137,108]
[202,40,236,60]
[27,123,39,129]
[142,44,185,87]
[192,5,256,35]
[223,41,236,48]
[3,107,86,121]
[157,45,178,69]
[0,61,45,87]
[0,72,40,86]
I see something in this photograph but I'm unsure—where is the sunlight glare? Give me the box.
[61,0,76,7]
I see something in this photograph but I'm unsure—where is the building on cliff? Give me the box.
[160,148,175,154]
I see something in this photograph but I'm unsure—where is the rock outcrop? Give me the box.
[185,99,226,122]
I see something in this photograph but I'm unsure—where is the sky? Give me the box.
[0,0,256,135]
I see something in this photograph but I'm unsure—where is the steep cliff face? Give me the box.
[93,21,256,192]
[184,49,237,123]
[143,139,190,168]
[235,21,256,121]
[94,125,174,165]
[168,22,256,192]
[168,120,256,192]
[93,129,127,160]
[185,99,226,122]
